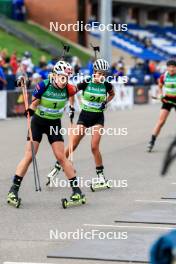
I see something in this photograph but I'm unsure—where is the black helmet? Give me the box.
[167,60,176,66]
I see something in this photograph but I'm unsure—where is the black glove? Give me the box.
[69,105,75,121]
[16,75,25,87]
[100,101,107,111]
[24,108,35,117]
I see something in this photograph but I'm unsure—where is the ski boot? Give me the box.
[147,135,156,153]
[46,161,61,186]
[90,171,110,192]
[61,192,86,209]
[147,141,154,152]
[7,185,21,208]
[147,139,156,152]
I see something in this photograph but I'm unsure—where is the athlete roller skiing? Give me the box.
[47,58,115,191]
[147,60,176,152]
[7,60,85,208]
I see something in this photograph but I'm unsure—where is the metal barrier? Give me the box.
[0,85,153,119]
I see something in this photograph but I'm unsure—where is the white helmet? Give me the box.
[53,60,73,76]
[93,59,110,72]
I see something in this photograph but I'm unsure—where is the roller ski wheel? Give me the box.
[61,194,86,209]
[90,180,110,192]
[61,198,68,209]
[7,193,21,208]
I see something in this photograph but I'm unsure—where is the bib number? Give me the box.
[53,102,57,109]
[90,96,101,102]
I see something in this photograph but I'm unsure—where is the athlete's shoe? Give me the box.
[70,192,82,201]
[147,141,155,152]
[96,171,107,184]
[46,161,61,186]
[7,185,21,208]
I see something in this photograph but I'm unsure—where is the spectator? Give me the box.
[149,60,156,74]
[71,56,81,75]
[10,53,18,74]
[30,73,42,89]
[110,62,118,76]
[0,57,7,90]
[22,51,34,77]
[117,56,125,68]
[38,62,50,80]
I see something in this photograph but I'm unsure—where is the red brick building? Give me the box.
[25,0,91,45]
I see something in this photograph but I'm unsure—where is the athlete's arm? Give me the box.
[29,97,40,111]
[69,96,74,107]
[67,83,77,107]
[158,74,164,97]
[76,80,89,91]
[105,82,115,104]
[27,81,46,112]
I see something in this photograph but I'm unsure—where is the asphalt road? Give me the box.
[1,103,176,264]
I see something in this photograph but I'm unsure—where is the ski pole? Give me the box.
[20,76,41,191]
[68,116,74,162]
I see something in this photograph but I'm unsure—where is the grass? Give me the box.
[4,18,91,65]
[0,29,51,64]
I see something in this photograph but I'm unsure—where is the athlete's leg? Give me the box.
[51,141,82,198]
[152,109,170,136]
[147,108,170,151]
[8,141,40,205]
[16,141,40,177]
[65,124,86,158]
[47,124,86,183]
[91,125,106,183]
[91,125,103,166]
[52,141,75,179]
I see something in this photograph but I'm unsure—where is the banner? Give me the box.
[0,90,7,119]
[133,86,149,104]
[7,90,32,117]
[109,84,134,110]
[149,85,160,104]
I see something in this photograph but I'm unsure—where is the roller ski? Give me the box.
[7,186,21,208]
[90,166,110,192]
[46,161,61,186]
[61,192,86,209]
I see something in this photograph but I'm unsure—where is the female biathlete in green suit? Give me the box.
[47,58,115,188]
[7,60,84,207]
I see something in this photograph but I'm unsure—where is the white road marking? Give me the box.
[135,199,176,204]
[83,223,175,230]
[4,262,54,264]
